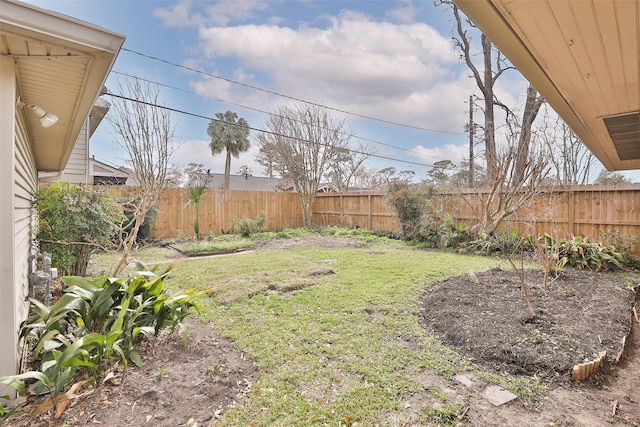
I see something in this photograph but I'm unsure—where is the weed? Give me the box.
[233,211,266,237]
[422,404,467,426]
[477,372,545,409]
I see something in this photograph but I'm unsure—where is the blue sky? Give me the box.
[26,0,627,182]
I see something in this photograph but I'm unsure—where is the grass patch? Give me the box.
[476,372,546,409]
[87,232,549,424]
[175,236,255,255]
[159,241,505,425]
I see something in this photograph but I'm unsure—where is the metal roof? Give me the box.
[454,0,639,171]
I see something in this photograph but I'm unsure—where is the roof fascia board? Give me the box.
[453,0,616,169]
[1,0,125,54]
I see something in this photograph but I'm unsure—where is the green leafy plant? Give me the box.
[600,229,639,264]
[437,215,470,249]
[1,264,211,413]
[0,394,20,426]
[233,211,266,237]
[466,230,531,256]
[186,181,208,242]
[533,233,568,285]
[33,182,124,276]
[388,185,433,241]
[557,236,625,271]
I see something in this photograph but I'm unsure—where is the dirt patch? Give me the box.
[6,317,256,427]
[418,266,640,426]
[419,268,636,380]
[7,237,640,426]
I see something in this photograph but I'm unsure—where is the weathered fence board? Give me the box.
[148,185,640,253]
[150,189,304,238]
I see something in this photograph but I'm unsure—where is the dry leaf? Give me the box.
[54,395,71,418]
[31,397,54,418]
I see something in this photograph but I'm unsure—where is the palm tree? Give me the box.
[207,111,250,190]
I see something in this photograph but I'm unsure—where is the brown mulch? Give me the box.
[419,267,636,381]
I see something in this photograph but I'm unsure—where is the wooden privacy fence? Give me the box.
[149,185,640,250]
[150,188,304,238]
[436,184,640,242]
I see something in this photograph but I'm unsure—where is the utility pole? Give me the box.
[467,95,475,187]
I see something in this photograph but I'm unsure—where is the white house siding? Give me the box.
[14,111,37,328]
[0,56,36,393]
[57,118,89,184]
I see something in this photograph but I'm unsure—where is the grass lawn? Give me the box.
[92,233,542,425]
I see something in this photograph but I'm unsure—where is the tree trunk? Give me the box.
[224,149,232,190]
[482,34,497,184]
[514,85,544,183]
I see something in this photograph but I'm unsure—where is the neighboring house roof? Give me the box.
[317,183,338,193]
[187,172,295,192]
[89,95,111,138]
[90,157,132,185]
[1,0,125,172]
[454,0,640,171]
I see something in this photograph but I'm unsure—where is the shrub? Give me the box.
[466,230,532,256]
[0,264,211,411]
[388,186,427,240]
[600,229,639,264]
[233,211,266,237]
[33,183,124,276]
[555,236,625,271]
[437,215,471,249]
[121,201,157,243]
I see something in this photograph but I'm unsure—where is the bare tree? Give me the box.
[541,109,595,185]
[513,85,545,183]
[107,76,175,275]
[327,144,374,191]
[257,103,354,225]
[350,165,385,189]
[445,3,516,182]
[478,144,550,234]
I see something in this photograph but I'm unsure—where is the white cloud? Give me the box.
[154,0,269,27]
[411,143,469,165]
[386,0,419,23]
[192,10,471,133]
[171,138,264,176]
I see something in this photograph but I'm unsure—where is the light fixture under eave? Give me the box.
[16,97,59,128]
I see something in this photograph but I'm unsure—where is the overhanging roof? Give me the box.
[0,0,125,172]
[454,0,640,171]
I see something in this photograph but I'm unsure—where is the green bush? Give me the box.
[121,201,157,243]
[437,215,471,249]
[388,186,428,240]
[554,236,625,271]
[466,230,532,256]
[33,183,124,276]
[233,211,266,237]
[0,264,211,409]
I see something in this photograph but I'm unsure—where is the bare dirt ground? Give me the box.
[6,236,640,426]
[419,267,640,426]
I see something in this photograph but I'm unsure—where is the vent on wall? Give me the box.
[604,112,640,161]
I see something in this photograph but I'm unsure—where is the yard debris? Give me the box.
[482,385,518,406]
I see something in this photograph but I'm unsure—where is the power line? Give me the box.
[102,90,445,169]
[111,70,438,159]
[121,48,467,136]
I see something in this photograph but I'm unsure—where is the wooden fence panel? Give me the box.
[147,185,640,252]
[312,192,400,232]
[150,189,303,239]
